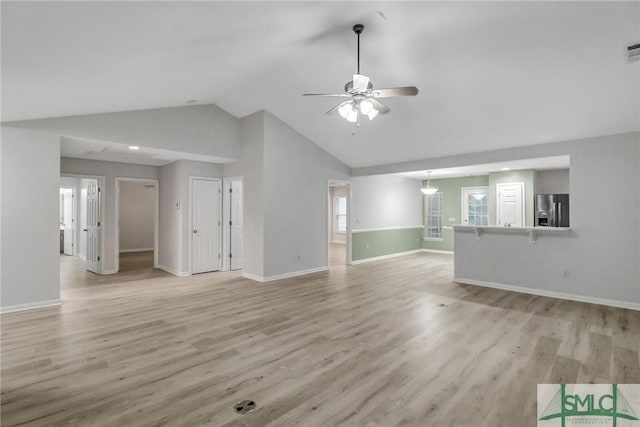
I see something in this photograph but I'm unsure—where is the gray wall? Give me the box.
[158,159,223,274]
[351,174,423,229]
[536,169,570,194]
[262,112,351,278]
[158,161,182,273]
[1,127,60,308]
[223,111,265,279]
[60,157,160,273]
[451,133,639,306]
[4,104,240,161]
[119,181,155,251]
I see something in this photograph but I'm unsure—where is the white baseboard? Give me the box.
[158,264,190,277]
[78,253,87,261]
[421,249,455,255]
[119,248,154,253]
[453,277,640,311]
[1,299,62,314]
[101,269,118,275]
[243,266,329,283]
[242,272,265,282]
[351,249,424,265]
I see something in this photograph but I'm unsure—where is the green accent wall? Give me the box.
[488,170,535,227]
[352,227,423,261]
[421,176,489,252]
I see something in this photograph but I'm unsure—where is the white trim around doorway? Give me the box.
[327,179,352,266]
[114,177,160,272]
[61,173,106,274]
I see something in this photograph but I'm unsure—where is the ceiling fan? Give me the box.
[303,24,419,124]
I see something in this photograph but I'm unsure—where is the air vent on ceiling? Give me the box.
[627,42,640,61]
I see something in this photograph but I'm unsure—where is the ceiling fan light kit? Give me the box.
[304,24,419,129]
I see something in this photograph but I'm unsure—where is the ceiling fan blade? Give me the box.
[303,93,350,97]
[370,98,391,114]
[352,74,370,92]
[371,86,419,98]
[325,102,343,115]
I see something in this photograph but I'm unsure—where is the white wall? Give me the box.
[350,174,423,230]
[60,157,160,273]
[450,133,639,307]
[1,127,60,309]
[262,112,351,278]
[222,111,265,279]
[535,169,570,194]
[118,181,155,252]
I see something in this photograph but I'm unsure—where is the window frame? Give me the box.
[424,191,443,241]
[334,196,347,234]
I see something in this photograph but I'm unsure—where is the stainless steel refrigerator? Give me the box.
[535,194,569,227]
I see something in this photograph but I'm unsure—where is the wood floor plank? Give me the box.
[1,251,639,426]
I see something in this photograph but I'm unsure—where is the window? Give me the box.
[424,192,442,239]
[335,196,347,233]
[462,187,489,226]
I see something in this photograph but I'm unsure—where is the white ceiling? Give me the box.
[396,155,570,180]
[2,2,638,168]
[60,136,231,166]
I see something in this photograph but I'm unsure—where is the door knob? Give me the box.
[193,229,198,234]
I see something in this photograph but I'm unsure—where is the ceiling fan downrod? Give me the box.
[353,24,364,75]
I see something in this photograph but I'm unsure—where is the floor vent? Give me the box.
[234,400,256,414]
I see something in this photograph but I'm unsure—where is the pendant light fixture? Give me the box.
[421,171,439,195]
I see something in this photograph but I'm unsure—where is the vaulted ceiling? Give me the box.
[2,2,638,168]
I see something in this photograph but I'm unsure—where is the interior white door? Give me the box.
[497,182,524,227]
[192,179,221,274]
[230,179,243,271]
[86,180,101,273]
[61,189,74,255]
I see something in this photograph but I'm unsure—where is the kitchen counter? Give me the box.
[453,225,570,244]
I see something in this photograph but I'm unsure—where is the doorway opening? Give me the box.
[59,186,76,256]
[328,180,351,267]
[59,174,104,289]
[223,176,244,271]
[115,178,159,273]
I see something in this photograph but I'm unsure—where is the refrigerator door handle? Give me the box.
[558,202,562,227]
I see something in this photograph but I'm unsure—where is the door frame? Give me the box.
[59,185,77,256]
[61,174,106,274]
[114,177,160,272]
[496,181,525,227]
[327,179,352,266]
[189,176,223,275]
[222,176,244,272]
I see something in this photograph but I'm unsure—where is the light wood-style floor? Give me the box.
[329,243,346,266]
[2,252,639,426]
